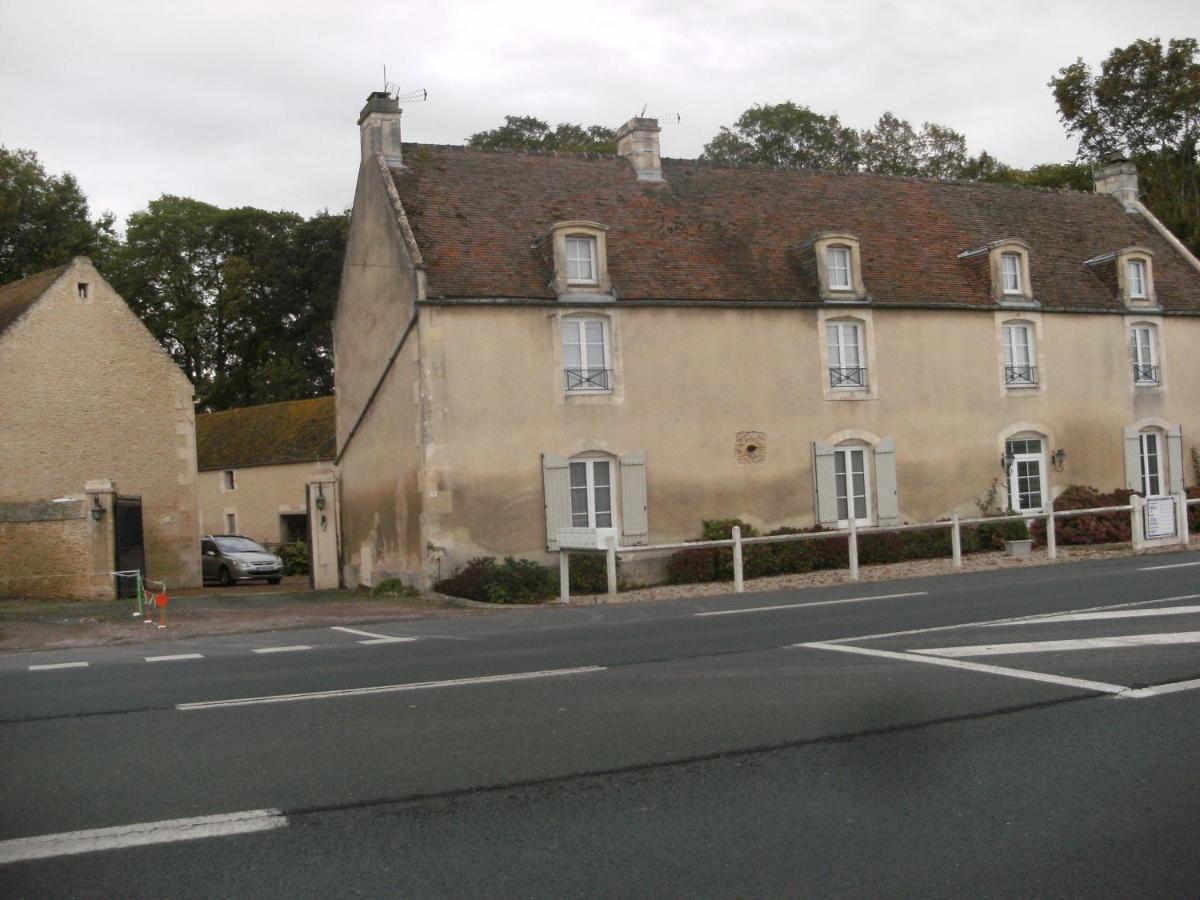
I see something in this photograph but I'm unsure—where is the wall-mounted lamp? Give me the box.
[1052,448,1066,472]
[1000,451,1015,476]
[315,484,326,511]
[90,496,105,521]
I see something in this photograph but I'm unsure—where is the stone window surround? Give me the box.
[552,308,624,406]
[549,220,612,298]
[812,232,867,302]
[995,311,1045,396]
[1116,246,1156,307]
[817,308,878,401]
[1125,314,1165,390]
[988,239,1035,305]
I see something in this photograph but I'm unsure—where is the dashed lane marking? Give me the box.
[330,626,416,645]
[252,645,313,654]
[145,654,204,663]
[28,662,89,672]
[1139,560,1200,571]
[0,809,287,864]
[695,591,927,618]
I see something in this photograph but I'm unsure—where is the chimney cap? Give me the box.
[358,91,401,126]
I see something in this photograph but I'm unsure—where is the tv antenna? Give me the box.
[382,66,428,104]
[637,104,680,124]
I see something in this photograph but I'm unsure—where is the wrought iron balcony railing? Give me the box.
[1004,365,1038,386]
[1133,364,1160,384]
[565,368,611,391]
[829,366,867,389]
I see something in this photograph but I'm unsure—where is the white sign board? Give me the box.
[556,527,619,550]
[1146,497,1177,539]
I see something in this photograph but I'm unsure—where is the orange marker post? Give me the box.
[156,592,168,629]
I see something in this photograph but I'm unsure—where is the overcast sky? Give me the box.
[2,0,1195,227]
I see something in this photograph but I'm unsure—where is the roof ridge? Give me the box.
[402,142,621,162]
[198,394,334,419]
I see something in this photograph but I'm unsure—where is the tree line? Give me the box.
[2,37,1196,412]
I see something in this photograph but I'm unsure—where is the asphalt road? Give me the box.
[3,550,1200,897]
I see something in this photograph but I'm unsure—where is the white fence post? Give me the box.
[1131,495,1146,551]
[732,525,744,593]
[1178,493,1190,547]
[848,517,859,581]
[1046,499,1057,561]
[951,512,962,568]
[605,535,618,597]
[558,550,570,604]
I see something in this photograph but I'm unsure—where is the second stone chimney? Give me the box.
[1094,154,1139,209]
[358,91,404,167]
[616,117,663,182]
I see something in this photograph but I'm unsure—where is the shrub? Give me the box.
[1189,486,1200,532]
[666,546,722,584]
[759,528,816,576]
[976,518,1030,550]
[701,518,759,540]
[1028,485,1133,546]
[568,552,618,594]
[858,531,905,566]
[371,578,419,598]
[434,556,497,602]
[434,556,557,603]
[277,542,308,576]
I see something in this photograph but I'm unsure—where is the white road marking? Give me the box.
[0,809,287,864]
[27,661,90,671]
[1139,560,1200,571]
[252,645,312,654]
[988,605,1200,626]
[695,591,927,618]
[824,593,1200,645]
[797,641,1128,694]
[145,653,204,662]
[1121,678,1200,700]
[177,666,606,711]
[915,631,1200,658]
[330,626,416,645]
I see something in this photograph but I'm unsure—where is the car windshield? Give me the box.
[214,537,268,554]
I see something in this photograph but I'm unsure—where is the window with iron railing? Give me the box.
[562,317,611,393]
[565,368,612,391]
[829,366,867,388]
[826,321,866,390]
[1004,365,1038,386]
[1002,323,1037,388]
[1130,325,1159,385]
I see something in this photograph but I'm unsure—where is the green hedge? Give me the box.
[434,556,556,604]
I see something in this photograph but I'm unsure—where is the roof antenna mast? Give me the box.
[380,66,429,105]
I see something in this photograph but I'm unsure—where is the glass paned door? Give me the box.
[1006,438,1044,512]
[834,447,870,525]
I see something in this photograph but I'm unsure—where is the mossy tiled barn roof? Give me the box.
[196,396,335,470]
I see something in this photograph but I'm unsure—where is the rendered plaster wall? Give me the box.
[415,304,1200,575]
[197,459,333,545]
[0,259,201,587]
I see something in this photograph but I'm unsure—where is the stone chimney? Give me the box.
[616,117,663,182]
[1094,154,1139,209]
[358,91,403,166]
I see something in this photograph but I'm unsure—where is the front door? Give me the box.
[114,495,145,598]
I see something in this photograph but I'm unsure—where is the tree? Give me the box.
[858,113,973,179]
[0,146,115,283]
[1050,37,1200,253]
[702,102,861,172]
[467,116,617,153]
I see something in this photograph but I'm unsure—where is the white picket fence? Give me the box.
[557,493,1199,603]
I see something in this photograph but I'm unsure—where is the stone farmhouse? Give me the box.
[0,258,200,598]
[195,395,336,546]
[334,92,1200,589]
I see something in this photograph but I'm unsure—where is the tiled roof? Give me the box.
[196,396,336,470]
[0,266,68,337]
[390,146,1200,311]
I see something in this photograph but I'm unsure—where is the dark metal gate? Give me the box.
[114,495,145,599]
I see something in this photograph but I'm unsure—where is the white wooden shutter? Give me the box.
[619,450,648,545]
[1123,428,1142,492]
[874,437,900,526]
[542,453,571,550]
[812,441,838,526]
[1167,425,1185,495]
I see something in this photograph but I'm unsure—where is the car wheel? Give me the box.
[267,577,282,585]
[219,566,233,587]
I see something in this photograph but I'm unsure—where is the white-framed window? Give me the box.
[223,470,236,491]
[569,458,614,528]
[1138,431,1164,497]
[1002,322,1037,386]
[1131,324,1159,385]
[1001,253,1022,294]
[562,317,611,392]
[224,512,238,533]
[833,445,871,526]
[827,246,852,290]
[1006,437,1045,512]
[1128,259,1147,299]
[826,321,866,389]
[565,236,597,285]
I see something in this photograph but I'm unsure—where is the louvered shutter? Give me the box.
[1123,428,1142,492]
[874,437,900,526]
[619,450,649,545]
[812,442,838,527]
[1167,426,1185,495]
[542,453,571,550]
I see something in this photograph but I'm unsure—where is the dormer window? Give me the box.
[1001,253,1022,294]
[1116,247,1154,305]
[809,232,867,301]
[547,221,612,298]
[566,236,597,285]
[1128,259,1147,298]
[973,239,1034,304]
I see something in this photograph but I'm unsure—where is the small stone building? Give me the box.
[0,258,201,598]
[195,396,336,546]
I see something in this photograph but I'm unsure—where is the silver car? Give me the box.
[201,535,285,586]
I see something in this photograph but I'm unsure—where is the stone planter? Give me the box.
[1005,539,1033,558]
